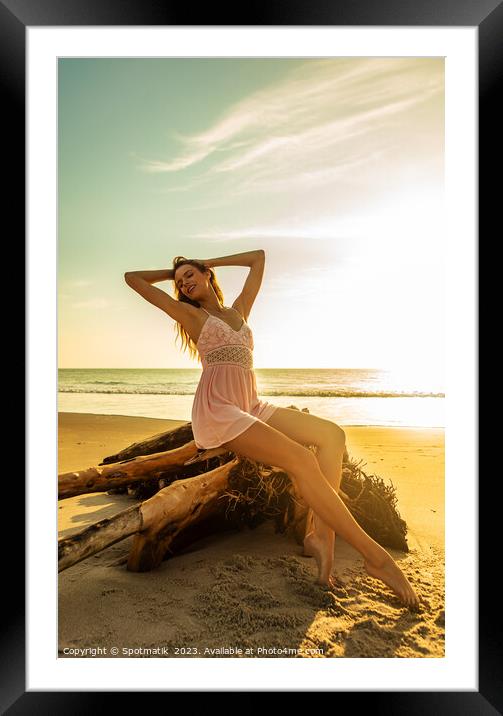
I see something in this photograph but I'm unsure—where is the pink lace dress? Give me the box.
[191,306,279,449]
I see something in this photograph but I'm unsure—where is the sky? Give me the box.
[58,57,444,376]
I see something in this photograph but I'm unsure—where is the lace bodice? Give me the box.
[196,308,254,369]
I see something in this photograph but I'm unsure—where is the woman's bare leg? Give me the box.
[303,443,344,587]
[220,419,420,609]
[261,407,345,587]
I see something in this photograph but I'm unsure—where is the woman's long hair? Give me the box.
[171,256,225,363]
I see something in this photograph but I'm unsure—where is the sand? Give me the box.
[58,412,445,659]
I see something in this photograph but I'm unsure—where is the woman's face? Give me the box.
[174,264,207,300]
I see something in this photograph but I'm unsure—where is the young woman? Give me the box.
[125,249,420,610]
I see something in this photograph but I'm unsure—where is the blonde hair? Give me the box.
[171,256,225,364]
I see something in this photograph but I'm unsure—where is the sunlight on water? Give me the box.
[58,367,444,427]
[58,392,444,428]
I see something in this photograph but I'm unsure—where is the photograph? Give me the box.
[57,56,445,659]
[13,8,488,706]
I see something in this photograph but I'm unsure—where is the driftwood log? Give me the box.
[58,439,222,499]
[127,459,237,572]
[58,407,409,573]
[99,421,201,465]
[59,459,237,572]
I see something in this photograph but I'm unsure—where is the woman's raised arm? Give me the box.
[195,250,265,320]
[199,249,264,269]
[124,270,197,325]
[125,268,174,284]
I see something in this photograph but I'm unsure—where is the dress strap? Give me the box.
[200,305,228,316]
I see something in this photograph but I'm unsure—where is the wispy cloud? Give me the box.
[135,58,443,202]
[66,279,93,289]
[265,265,336,299]
[71,298,109,309]
[189,180,444,269]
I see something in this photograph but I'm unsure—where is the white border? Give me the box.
[27,27,477,691]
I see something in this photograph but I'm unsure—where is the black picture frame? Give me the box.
[10,0,489,709]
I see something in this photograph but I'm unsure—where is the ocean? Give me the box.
[58,368,444,428]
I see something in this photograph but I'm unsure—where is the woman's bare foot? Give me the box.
[303,531,341,588]
[364,554,420,610]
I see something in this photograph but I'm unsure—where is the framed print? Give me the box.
[9,0,490,707]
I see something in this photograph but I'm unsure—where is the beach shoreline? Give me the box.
[58,412,445,658]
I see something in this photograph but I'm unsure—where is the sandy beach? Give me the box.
[58,412,445,659]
